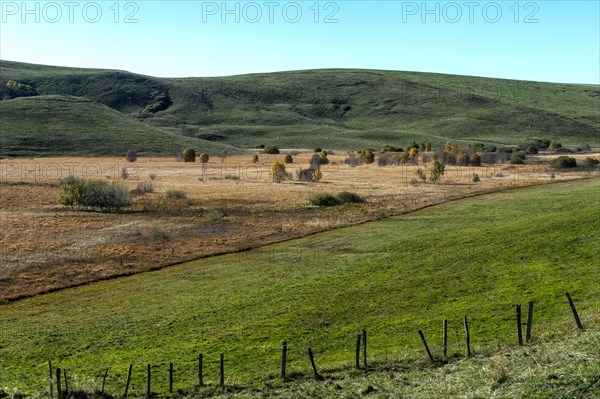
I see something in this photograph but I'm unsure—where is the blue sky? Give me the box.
[1,1,598,83]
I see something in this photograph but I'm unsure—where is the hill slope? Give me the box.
[1,178,598,394]
[1,60,599,155]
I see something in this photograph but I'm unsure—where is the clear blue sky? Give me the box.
[1,1,598,83]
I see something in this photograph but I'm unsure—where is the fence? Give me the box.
[34,292,593,397]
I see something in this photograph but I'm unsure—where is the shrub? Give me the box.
[126,149,137,162]
[309,193,341,207]
[525,145,538,155]
[337,191,364,204]
[149,173,157,180]
[131,181,154,195]
[472,173,480,182]
[284,154,293,164]
[58,177,131,212]
[363,149,375,164]
[415,168,427,182]
[579,144,592,152]
[264,146,280,154]
[58,175,86,208]
[297,167,322,182]
[409,147,419,159]
[165,189,187,199]
[553,156,577,168]
[252,154,259,163]
[510,151,526,164]
[344,153,363,167]
[424,142,432,152]
[581,157,599,167]
[549,141,562,150]
[183,148,196,162]
[318,151,329,165]
[456,152,469,166]
[378,154,400,167]
[148,228,170,242]
[381,145,403,153]
[429,160,445,183]
[121,167,129,180]
[270,162,290,183]
[314,147,322,153]
[469,153,482,166]
[199,152,209,163]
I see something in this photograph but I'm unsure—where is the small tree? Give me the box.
[271,162,290,183]
[126,149,137,163]
[415,168,427,182]
[469,153,481,166]
[430,160,445,183]
[284,154,293,164]
[183,148,196,162]
[425,142,432,152]
[199,153,209,163]
[252,154,259,163]
[363,149,375,164]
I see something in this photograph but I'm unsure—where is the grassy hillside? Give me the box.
[1,60,598,155]
[0,95,234,157]
[0,179,598,395]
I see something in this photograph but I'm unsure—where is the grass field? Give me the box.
[0,178,598,396]
[2,60,599,156]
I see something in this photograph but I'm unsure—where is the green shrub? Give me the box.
[309,193,341,206]
[264,146,280,154]
[58,175,86,208]
[165,189,187,199]
[472,173,480,182]
[126,149,137,162]
[363,149,375,164]
[270,162,290,183]
[314,147,322,153]
[58,176,131,212]
[252,154,259,163]
[336,191,364,204]
[183,148,196,162]
[429,160,446,183]
[553,156,577,168]
[581,157,599,167]
[284,154,293,164]
[415,168,427,182]
[525,145,538,155]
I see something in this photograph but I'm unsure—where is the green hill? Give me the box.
[1,178,598,395]
[1,60,599,156]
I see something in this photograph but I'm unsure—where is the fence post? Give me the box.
[418,330,434,362]
[169,362,174,393]
[281,342,288,381]
[526,301,534,343]
[124,364,133,398]
[48,361,53,398]
[443,319,448,357]
[516,304,523,346]
[463,316,471,356]
[362,330,367,368]
[566,292,585,331]
[147,364,151,398]
[220,353,225,387]
[307,347,320,380]
[101,369,109,394]
[355,334,361,369]
[56,368,62,399]
[63,369,69,395]
[198,353,203,386]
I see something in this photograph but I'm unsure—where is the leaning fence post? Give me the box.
[463,316,471,356]
[124,364,133,398]
[526,301,534,342]
[63,369,69,394]
[101,369,109,394]
[281,342,288,381]
[362,330,367,368]
[418,330,434,362]
[516,304,523,346]
[355,334,361,369]
[566,292,585,331]
[307,347,320,380]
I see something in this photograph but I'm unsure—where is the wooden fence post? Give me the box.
[124,364,133,398]
[463,316,471,356]
[443,319,448,357]
[307,347,320,380]
[147,364,151,398]
[101,369,109,394]
[63,369,69,395]
[198,354,203,386]
[516,304,523,346]
[169,362,174,393]
[281,342,288,381]
[48,361,53,398]
[362,330,367,368]
[418,330,434,362]
[526,301,534,343]
[566,292,585,331]
[220,353,225,387]
[56,368,62,399]
[355,334,361,369]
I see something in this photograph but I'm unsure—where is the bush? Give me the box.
[344,153,363,167]
[429,160,445,183]
[581,157,600,167]
[549,141,562,150]
[363,149,375,164]
[165,189,187,199]
[58,176,131,212]
[270,162,290,183]
[297,167,322,182]
[252,154,259,163]
[126,149,137,162]
[199,153,209,163]
[314,147,322,153]
[525,145,538,155]
[472,173,480,182]
[469,153,482,166]
[337,191,364,204]
[309,193,341,207]
[553,156,577,168]
[183,148,196,162]
[415,168,427,182]
[264,146,280,154]
[148,228,170,242]
[319,151,329,165]
[284,154,293,163]
[131,181,154,195]
[121,167,129,180]
[149,173,157,180]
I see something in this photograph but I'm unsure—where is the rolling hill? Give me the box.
[1,60,599,156]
